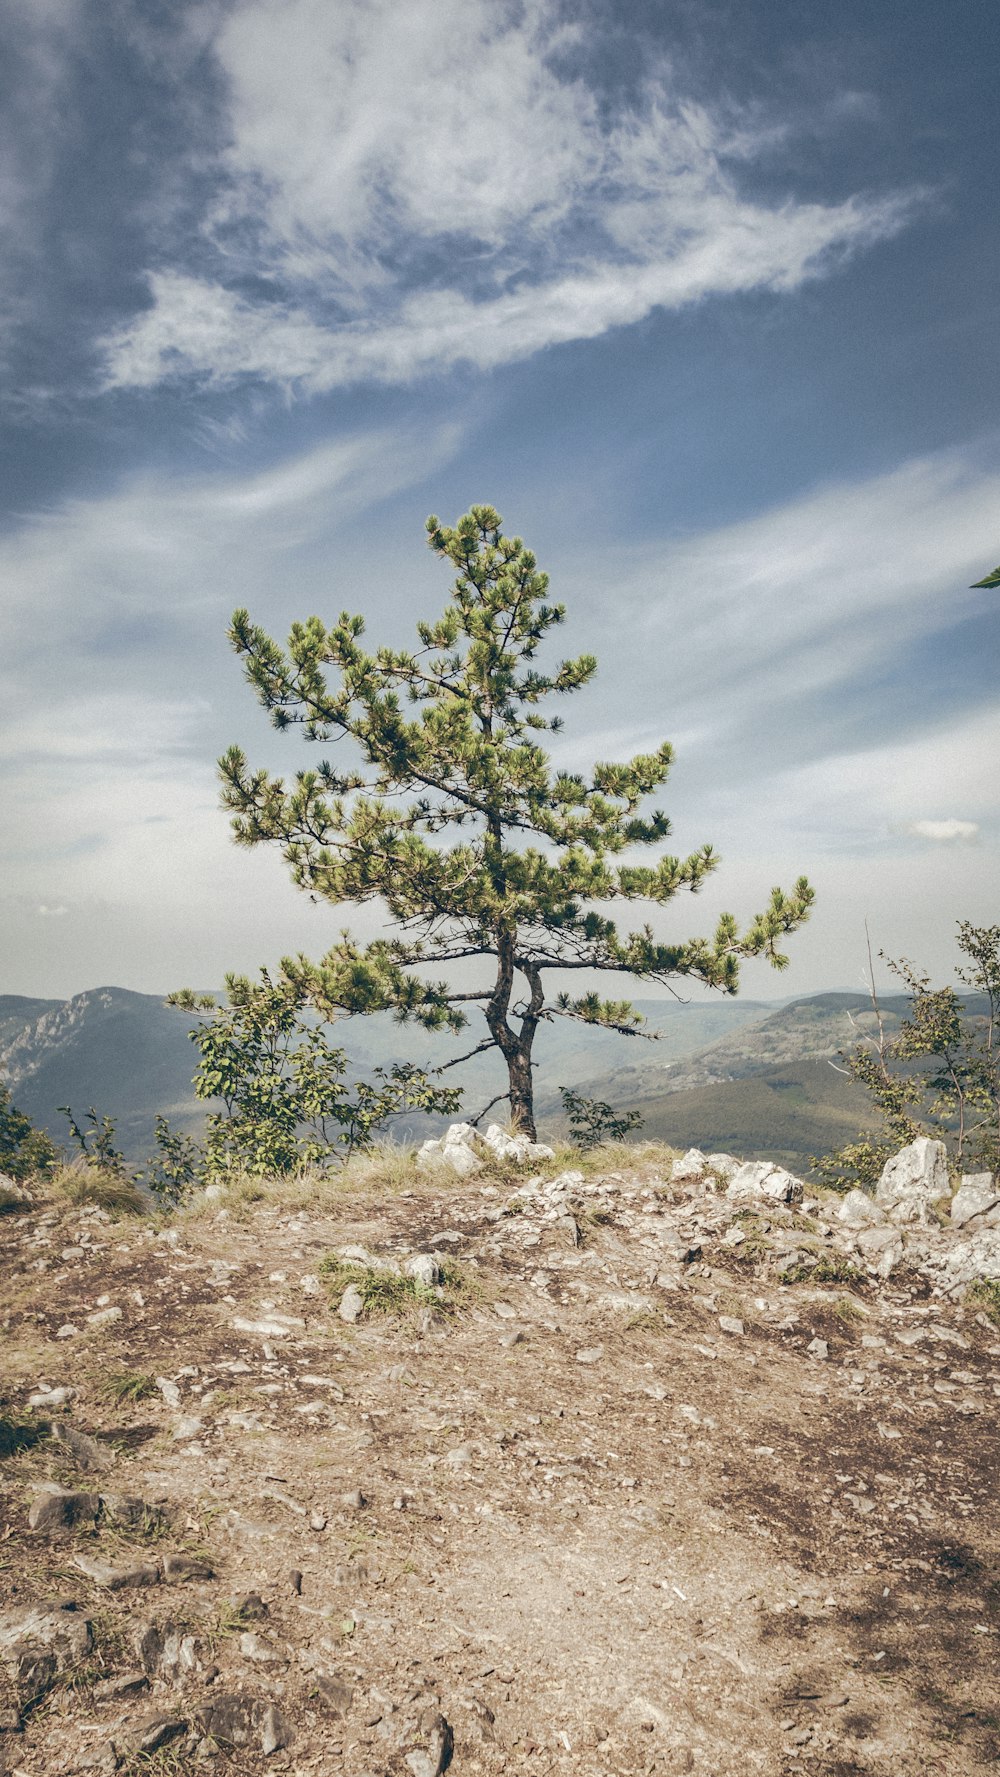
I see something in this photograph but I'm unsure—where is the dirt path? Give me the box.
[2,1158,999,1775]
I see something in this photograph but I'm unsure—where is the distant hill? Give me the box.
[7,980,964,1170]
[622,1058,875,1171]
[0,984,779,1161]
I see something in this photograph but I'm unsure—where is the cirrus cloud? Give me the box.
[99,0,918,395]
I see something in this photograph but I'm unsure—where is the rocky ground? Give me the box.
[1,1140,999,1776]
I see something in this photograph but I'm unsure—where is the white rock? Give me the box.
[726,1161,804,1206]
[299,1274,321,1295]
[86,1306,123,1328]
[671,1147,707,1182]
[338,1284,364,1324]
[806,1337,829,1359]
[406,1254,442,1289]
[855,1225,903,1278]
[719,1315,745,1336]
[231,1316,303,1338]
[917,1227,1000,1297]
[417,1124,487,1177]
[170,1415,204,1441]
[875,1137,949,1224]
[482,1123,555,1164]
[837,1190,886,1229]
[707,1153,739,1181]
[27,1385,76,1409]
[950,1174,1000,1228]
[156,1377,181,1409]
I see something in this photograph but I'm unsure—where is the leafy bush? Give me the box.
[170,971,462,1179]
[60,1105,128,1175]
[559,1086,643,1149]
[814,921,1000,1187]
[0,1083,58,1182]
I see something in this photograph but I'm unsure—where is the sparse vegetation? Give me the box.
[559,1086,643,1148]
[99,1369,158,1405]
[48,1160,146,1216]
[319,1253,470,1319]
[815,921,1000,1186]
[780,1252,866,1287]
[169,972,461,1178]
[0,1082,59,1183]
[967,1279,1000,1326]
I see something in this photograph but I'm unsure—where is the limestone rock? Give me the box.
[27,1485,101,1532]
[338,1284,364,1323]
[726,1161,804,1206]
[406,1253,442,1288]
[671,1147,707,1182]
[875,1137,949,1224]
[854,1225,903,1278]
[482,1122,555,1164]
[950,1174,1000,1228]
[836,1190,886,1229]
[917,1227,1000,1297]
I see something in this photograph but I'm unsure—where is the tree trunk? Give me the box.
[507,1045,536,1139]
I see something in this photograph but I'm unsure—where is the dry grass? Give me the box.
[47,1160,148,1217]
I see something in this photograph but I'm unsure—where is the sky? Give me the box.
[1,0,998,1007]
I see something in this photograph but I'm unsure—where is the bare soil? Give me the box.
[1,1158,998,1776]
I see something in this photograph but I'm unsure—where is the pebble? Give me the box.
[719,1315,745,1336]
[86,1306,123,1328]
[338,1285,365,1324]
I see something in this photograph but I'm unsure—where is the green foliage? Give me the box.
[170,972,461,1178]
[99,1370,157,1405]
[318,1254,467,1318]
[136,1117,204,1205]
[781,1253,866,1286]
[967,1279,1000,1325]
[0,1083,58,1182]
[219,505,813,1134]
[971,564,1000,589]
[59,1105,128,1176]
[559,1085,643,1149]
[810,1135,895,1194]
[815,922,1000,1183]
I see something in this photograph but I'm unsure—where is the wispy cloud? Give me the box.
[904,818,980,843]
[98,0,917,394]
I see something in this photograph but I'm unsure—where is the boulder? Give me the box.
[27,1486,101,1532]
[725,1161,804,1206]
[836,1189,886,1229]
[854,1225,903,1278]
[671,1147,707,1182]
[875,1137,949,1224]
[916,1227,1000,1297]
[950,1174,1000,1228]
[0,1600,93,1704]
[482,1122,554,1164]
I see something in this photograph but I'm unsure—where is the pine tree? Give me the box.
[220,505,814,1137]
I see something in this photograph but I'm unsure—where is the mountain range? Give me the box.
[0,981,919,1169]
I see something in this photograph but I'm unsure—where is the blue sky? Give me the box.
[1,0,997,1002]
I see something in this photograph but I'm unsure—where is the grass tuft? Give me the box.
[319,1253,471,1320]
[99,1369,158,1405]
[49,1161,147,1217]
[967,1278,1000,1326]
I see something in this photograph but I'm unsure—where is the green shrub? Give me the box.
[0,1083,58,1182]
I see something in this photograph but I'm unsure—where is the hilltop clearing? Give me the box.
[2,1142,999,1775]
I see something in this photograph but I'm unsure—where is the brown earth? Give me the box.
[1,1155,999,1776]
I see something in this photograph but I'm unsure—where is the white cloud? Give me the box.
[578,446,1000,765]
[99,0,916,392]
[904,818,980,843]
[37,904,69,917]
